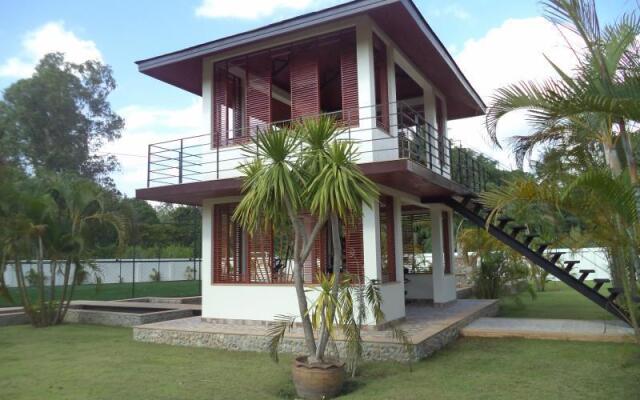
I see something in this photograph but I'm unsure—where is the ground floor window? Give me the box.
[212,203,365,284]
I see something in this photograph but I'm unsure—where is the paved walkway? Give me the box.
[461,317,635,343]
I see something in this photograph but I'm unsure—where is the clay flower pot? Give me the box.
[291,356,346,399]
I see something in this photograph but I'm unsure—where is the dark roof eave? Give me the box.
[135,0,394,70]
[136,0,485,115]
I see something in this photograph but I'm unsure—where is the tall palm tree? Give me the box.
[486,0,640,179]
[233,116,379,364]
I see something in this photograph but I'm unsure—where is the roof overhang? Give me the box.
[136,0,485,120]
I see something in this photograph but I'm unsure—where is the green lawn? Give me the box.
[0,280,200,308]
[1,324,638,399]
[498,281,614,320]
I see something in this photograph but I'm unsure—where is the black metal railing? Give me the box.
[146,102,491,193]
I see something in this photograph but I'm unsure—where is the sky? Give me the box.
[0,0,635,196]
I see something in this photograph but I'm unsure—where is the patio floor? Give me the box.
[133,299,498,361]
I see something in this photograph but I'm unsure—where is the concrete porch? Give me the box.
[133,299,498,362]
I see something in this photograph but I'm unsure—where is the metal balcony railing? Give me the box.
[146,102,490,193]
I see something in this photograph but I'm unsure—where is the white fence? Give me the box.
[406,247,611,280]
[3,258,202,287]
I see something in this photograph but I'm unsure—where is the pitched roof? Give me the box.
[136,0,485,119]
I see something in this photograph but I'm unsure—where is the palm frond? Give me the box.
[266,314,297,363]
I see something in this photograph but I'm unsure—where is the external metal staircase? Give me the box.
[443,194,630,321]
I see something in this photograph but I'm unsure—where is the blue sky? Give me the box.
[0,0,633,195]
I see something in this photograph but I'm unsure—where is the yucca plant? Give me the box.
[233,116,411,367]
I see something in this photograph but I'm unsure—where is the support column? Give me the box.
[387,47,398,137]
[430,205,456,304]
[356,19,376,131]
[361,199,382,282]
[393,196,404,284]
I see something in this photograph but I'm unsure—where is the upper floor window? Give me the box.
[212,29,359,148]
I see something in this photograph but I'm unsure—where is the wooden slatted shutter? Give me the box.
[247,228,274,283]
[340,30,359,126]
[343,216,364,282]
[290,45,320,120]
[213,203,242,283]
[373,34,389,132]
[213,63,228,147]
[245,52,272,138]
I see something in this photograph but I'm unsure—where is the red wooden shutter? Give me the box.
[290,46,320,120]
[344,215,364,282]
[245,52,272,138]
[213,63,228,147]
[373,34,389,132]
[247,227,274,283]
[213,203,242,283]
[340,31,359,126]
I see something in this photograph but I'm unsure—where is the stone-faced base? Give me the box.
[133,300,499,362]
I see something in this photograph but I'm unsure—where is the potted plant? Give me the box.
[234,117,410,399]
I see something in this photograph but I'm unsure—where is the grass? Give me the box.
[0,280,200,308]
[498,281,614,320]
[1,324,638,399]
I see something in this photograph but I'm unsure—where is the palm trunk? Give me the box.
[0,252,13,303]
[315,212,343,361]
[14,259,35,325]
[49,260,57,323]
[54,259,72,324]
[284,197,318,359]
[36,236,47,325]
[59,260,79,323]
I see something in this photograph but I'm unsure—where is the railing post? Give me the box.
[179,139,184,184]
[146,144,151,188]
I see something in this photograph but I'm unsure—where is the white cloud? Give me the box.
[430,4,471,21]
[0,21,102,79]
[448,17,583,168]
[101,101,203,197]
[195,0,316,19]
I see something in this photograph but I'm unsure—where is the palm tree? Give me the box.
[481,169,640,340]
[233,116,397,366]
[1,172,127,326]
[486,0,640,179]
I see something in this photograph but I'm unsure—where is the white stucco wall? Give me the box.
[404,274,434,300]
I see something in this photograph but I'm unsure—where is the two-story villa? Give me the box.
[135,0,488,326]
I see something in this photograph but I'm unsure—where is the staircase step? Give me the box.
[523,234,539,246]
[471,202,485,214]
[497,216,514,230]
[577,269,595,282]
[537,243,550,254]
[592,278,609,291]
[564,260,580,272]
[548,251,565,264]
[461,194,479,207]
[510,225,527,238]
[608,287,623,302]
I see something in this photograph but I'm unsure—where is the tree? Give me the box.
[233,117,407,370]
[0,53,124,187]
[482,0,640,339]
[486,0,640,181]
[0,169,127,326]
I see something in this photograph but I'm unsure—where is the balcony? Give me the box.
[140,103,489,204]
